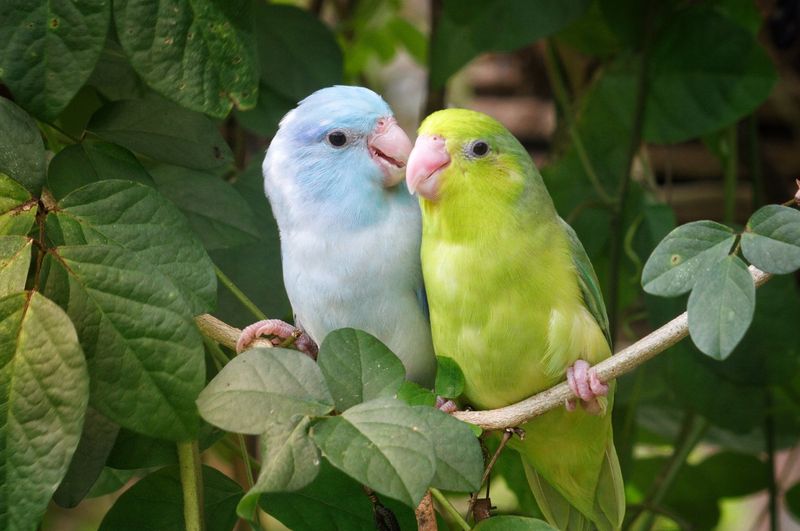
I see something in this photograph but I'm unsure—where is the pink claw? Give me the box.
[435,397,458,413]
[565,359,607,415]
[236,319,318,359]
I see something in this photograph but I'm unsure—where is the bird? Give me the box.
[406,108,624,530]
[237,85,437,387]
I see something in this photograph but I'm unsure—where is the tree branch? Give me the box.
[194,314,274,350]
[452,265,771,430]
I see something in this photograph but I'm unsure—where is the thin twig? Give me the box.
[195,314,273,351]
[468,429,515,519]
[214,265,268,321]
[430,488,470,531]
[451,266,771,430]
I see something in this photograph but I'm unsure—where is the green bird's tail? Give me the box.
[513,406,625,531]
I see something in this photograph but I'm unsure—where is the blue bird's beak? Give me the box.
[368,117,412,188]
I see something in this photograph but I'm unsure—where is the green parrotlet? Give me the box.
[406,108,624,531]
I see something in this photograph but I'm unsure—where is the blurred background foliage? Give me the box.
[2,0,800,529]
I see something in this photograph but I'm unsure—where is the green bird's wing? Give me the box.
[560,217,612,348]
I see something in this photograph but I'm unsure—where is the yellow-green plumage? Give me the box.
[416,109,624,530]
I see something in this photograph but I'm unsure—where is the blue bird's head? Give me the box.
[263,86,413,227]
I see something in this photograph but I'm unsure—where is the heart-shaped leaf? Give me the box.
[741,204,800,274]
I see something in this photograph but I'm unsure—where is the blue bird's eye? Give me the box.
[327,130,348,147]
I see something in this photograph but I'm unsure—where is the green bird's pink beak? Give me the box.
[369,117,412,188]
[406,134,450,200]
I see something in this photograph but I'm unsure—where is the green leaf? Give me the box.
[52,179,216,315]
[413,406,482,491]
[44,245,205,440]
[695,452,767,498]
[0,236,32,297]
[234,83,295,137]
[311,398,435,507]
[434,355,465,399]
[687,255,755,360]
[98,465,242,531]
[0,0,110,119]
[643,6,777,143]
[741,204,800,274]
[113,0,258,117]
[197,347,334,434]
[397,380,437,407]
[0,98,46,193]
[253,3,343,102]
[52,407,119,508]
[261,459,418,531]
[88,39,147,101]
[788,481,800,523]
[318,328,406,412]
[47,141,155,200]
[238,417,321,514]
[87,467,138,498]
[430,0,590,88]
[473,516,557,530]
[0,174,37,237]
[106,423,223,469]
[388,17,427,64]
[148,163,260,250]
[0,291,89,531]
[87,94,233,170]
[642,220,736,297]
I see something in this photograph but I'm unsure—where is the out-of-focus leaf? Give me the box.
[113,0,258,117]
[88,40,147,101]
[0,291,89,531]
[98,465,242,531]
[87,94,233,170]
[44,245,204,440]
[197,348,334,434]
[0,236,32,297]
[0,98,46,193]
[434,355,465,399]
[51,179,216,315]
[234,83,295,137]
[148,163,260,250]
[430,0,590,88]
[788,481,800,523]
[641,220,736,297]
[318,328,406,412]
[52,407,119,508]
[644,6,777,143]
[687,255,755,360]
[87,468,138,498]
[311,398,435,507]
[0,0,109,119]
[741,204,800,274]
[47,141,155,200]
[473,516,557,530]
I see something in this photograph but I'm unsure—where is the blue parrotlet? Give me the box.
[237,86,437,387]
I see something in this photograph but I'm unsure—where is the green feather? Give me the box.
[417,108,624,530]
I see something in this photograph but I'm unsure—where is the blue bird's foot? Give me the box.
[565,359,607,415]
[236,319,318,359]
[435,396,458,413]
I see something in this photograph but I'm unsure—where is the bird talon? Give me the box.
[236,319,318,359]
[565,359,607,415]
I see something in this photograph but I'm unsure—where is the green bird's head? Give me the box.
[406,108,536,208]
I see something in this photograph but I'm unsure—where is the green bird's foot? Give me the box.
[565,359,607,415]
[236,319,318,359]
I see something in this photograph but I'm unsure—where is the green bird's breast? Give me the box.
[422,221,610,411]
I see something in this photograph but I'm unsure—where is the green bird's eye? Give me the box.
[468,140,490,158]
[327,130,348,147]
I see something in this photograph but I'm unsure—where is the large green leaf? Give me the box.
[261,460,418,531]
[0,236,32,297]
[473,516,557,530]
[47,141,155,200]
[311,398,436,507]
[52,407,119,508]
[0,174,37,237]
[641,220,736,297]
[687,255,755,360]
[51,179,216,315]
[644,6,777,143]
[87,94,233,170]
[113,0,258,117]
[148,163,260,250]
[0,0,110,120]
[98,465,242,531]
[0,98,46,193]
[741,204,800,275]
[317,328,406,412]
[413,406,483,492]
[197,347,334,434]
[430,0,590,88]
[44,245,205,440]
[0,291,88,531]
[88,39,147,101]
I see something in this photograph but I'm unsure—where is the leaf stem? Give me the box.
[429,488,470,531]
[203,336,231,368]
[177,440,205,531]
[214,265,267,321]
